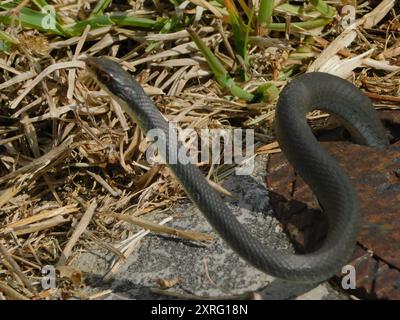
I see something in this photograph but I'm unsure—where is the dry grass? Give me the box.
[0,0,399,299]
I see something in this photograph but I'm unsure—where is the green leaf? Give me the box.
[254,83,279,102]
[187,28,228,83]
[90,0,112,17]
[187,28,254,101]
[309,0,336,18]
[32,0,50,10]
[225,0,252,80]
[63,15,114,36]
[268,18,333,31]
[258,0,274,28]
[145,16,186,53]
[109,13,160,28]
[0,30,18,45]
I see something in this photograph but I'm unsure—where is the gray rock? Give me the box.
[73,155,347,300]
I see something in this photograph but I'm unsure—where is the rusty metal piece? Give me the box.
[266,111,400,299]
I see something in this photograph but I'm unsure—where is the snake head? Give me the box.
[85,56,139,103]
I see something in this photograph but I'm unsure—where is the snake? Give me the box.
[85,56,388,283]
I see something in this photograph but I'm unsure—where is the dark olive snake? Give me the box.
[85,56,388,283]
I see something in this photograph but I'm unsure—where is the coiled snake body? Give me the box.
[86,57,388,283]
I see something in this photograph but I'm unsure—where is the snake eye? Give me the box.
[98,71,111,83]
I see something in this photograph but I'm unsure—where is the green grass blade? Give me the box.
[237,0,251,19]
[309,0,336,18]
[90,0,112,17]
[0,2,159,37]
[258,0,274,28]
[187,28,229,84]
[110,13,160,29]
[64,13,160,37]
[0,30,18,44]
[275,3,319,19]
[254,83,279,102]
[145,15,187,53]
[268,18,332,31]
[0,30,18,52]
[63,15,114,36]
[224,0,248,35]
[32,0,50,10]
[187,28,254,101]
[224,0,251,80]
[230,83,255,101]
